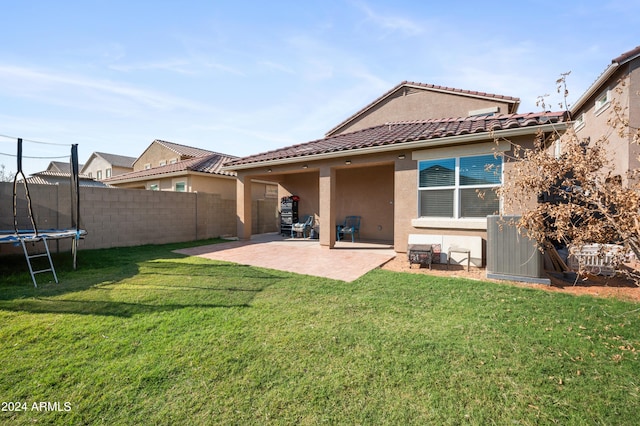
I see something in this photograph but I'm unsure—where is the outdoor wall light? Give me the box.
[302,164,308,169]
[345,160,352,165]
[398,154,406,160]
[267,168,272,173]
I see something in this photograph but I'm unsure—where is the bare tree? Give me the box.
[496,75,640,284]
[0,164,15,182]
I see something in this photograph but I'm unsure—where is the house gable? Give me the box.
[570,45,640,178]
[133,139,218,172]
[571,45,640,115]
[46,161,71,173]
[326,81,521,137]
[107,152,239,195]
[81,152,135,179]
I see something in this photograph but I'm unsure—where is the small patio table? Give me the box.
[447,247,471,272]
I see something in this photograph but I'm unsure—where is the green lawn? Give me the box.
[1,240,639,425]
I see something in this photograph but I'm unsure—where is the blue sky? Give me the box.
[1,0,639,175]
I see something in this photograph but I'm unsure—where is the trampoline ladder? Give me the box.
[20,237,59,287]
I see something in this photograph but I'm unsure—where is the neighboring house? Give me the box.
[222,81,569,266]
[569,45,640,182]
[106,139,239,195]
[81,152,136,181]
[107,138,280,235]
[105,152,240,197]
[106,139,278,200]
[23,171,111,187]
[132,139,217,172]
[46,161,84,173]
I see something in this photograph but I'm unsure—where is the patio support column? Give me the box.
[319,165,336,248]
[236,172,252,240]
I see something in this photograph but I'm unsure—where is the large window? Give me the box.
[418,154,502,218]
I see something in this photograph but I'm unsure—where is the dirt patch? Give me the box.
[381,254,640,303]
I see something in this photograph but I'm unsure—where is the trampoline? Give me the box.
[0,229,87,244]
[1,137,87,287]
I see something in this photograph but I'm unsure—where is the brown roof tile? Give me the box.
[106,153,238,183]
[612,45,640,65]
[23,171,111,187]
[93,152,136,167]
[225,111,567,168]
[153,139,221,158]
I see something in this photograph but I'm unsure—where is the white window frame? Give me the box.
[144,163,151,170]
[594,89,610,116]
[175,181,186,192]
[417,154,503,220]
[106,168,112,178]
[149,183,159,191]
[159,160,166,167]
[96,170,102,180]
[573,113,585,131]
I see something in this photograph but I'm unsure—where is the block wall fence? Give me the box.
[0,182,278,255]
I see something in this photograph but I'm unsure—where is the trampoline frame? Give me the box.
[1,139,86,286]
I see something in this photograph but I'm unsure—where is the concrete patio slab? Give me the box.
[174,233,396,282]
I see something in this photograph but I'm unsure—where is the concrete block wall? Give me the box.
[0,182,277,255]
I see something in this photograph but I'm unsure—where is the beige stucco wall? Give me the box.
[112,165,133,177]
[82,156,110,179]
[332,88,515,135]
[280,171,320,226]
[83,157,133,180]
[190,174,237,198]
[133,143,182,171]
[334,165,394,242]
[573,59,640,181]
[113,173,238,198]
[233,132,546,262]
[628,59,640,173]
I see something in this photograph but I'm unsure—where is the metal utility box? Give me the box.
[486,215,550,284]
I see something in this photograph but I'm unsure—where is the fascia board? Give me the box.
[222,122,567,172]
[570,63,619,114]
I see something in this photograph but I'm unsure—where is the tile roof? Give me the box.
[23,171,112,187]
[46,161,85,173]
[325,81,521,136]
[93,152,136,167]
[400,81,520,102]
[105,152,238,183]
[153,139,220,158]
[225,111,567,168]
[612,45,640,65]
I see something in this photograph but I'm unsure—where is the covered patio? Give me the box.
[175,233,396,282]
[221,80,569,268]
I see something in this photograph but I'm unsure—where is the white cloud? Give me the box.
[352,0,424,37]
[109,59,196,75]
[257,60,296,75]
[0,64,213,113]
